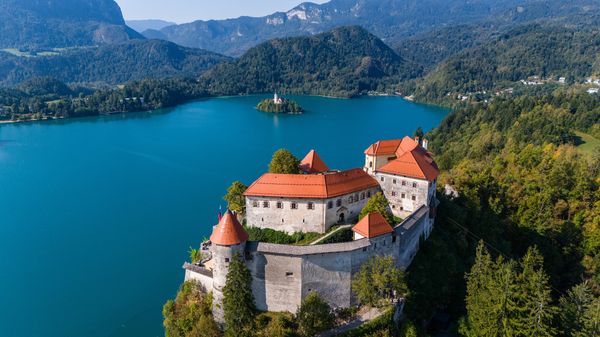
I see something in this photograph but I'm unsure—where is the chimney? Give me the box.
[422,139,429,150]
[415,136,420,145]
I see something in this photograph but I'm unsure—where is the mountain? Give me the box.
[408,24,600,102]
[200,26,414,97]
[143,0,600,57]
[126,19,176,33]
[0,40,229,87]
[0,0,142,49]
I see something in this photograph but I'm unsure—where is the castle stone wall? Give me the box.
[184,206,432,316]
[245,186,380,234]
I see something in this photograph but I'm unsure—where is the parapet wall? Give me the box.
[184,205,433,314]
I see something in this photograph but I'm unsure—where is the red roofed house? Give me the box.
[352,212,394,240]
[244,150,381,233]
[364,136,439,218]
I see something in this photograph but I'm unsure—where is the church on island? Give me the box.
[183,136,439,322]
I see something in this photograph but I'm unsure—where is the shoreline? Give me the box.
[2,93,449,127]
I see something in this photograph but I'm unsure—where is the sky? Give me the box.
[116,0,330,24]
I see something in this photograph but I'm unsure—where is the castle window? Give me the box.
[291,202,298,210]
[401,193,406,199]
[412,195,416,201]
[263,201,270,208]
[393,179,396,184]
[307,202,315,210]
[392,235,397,243]
[354,194,359,202]
[252,201,259,208]
[282,219,284,223]
[392,205,396,209]
[367,191,371,198]
[286,272,293,277]
[327,201,333,209]
[413,182,417,188]
[362,247,367,252]
[402,180,406,186]
[336,199,342,207]
[225,258,230,263]
[391,191,396,197]
[380,177,384,182]
[360,192,365,200]
[348,196,353,204]
[369,161,373,168]
[276,201,283,209]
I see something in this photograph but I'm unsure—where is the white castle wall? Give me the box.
[245,186,380,234]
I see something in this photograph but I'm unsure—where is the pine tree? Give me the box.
[223,253,256,337]
[560,281,595,336]
[578,297,600,337]
[516,247,557,337]
[464,242,497,336]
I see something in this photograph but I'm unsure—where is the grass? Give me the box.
[575,131,600,155]
[2,48,61,57]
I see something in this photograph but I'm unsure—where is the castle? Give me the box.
[183,136,439,322]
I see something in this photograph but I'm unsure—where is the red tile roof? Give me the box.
[352,213,394,238]
[244,168,379,199]
[210,210,248,246]
[299,150,329,174]
[377,136,439,181]
[364,139,402,156]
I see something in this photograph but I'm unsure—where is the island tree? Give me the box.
[223,181,248,214]
[223,253,256,337]
[268,149,300,174]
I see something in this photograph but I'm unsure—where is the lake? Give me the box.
[0,95,449,337]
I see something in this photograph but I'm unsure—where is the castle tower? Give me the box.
[209,210,249,323]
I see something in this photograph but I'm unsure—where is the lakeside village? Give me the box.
[180,135,439,333]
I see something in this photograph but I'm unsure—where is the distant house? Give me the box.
[273,93,283,105]
[558,77,566,84]
[587,88,599,94]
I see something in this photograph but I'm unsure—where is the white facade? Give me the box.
[245,187,381,234]
[374,172,436,219]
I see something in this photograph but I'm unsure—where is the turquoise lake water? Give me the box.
[0,95,449,337]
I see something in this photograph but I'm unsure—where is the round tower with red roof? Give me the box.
[209,210,249,322]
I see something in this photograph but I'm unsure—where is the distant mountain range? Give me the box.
[0,0,142,49]
[141,0,600,57]
[126,19,176,33]
[200,25,414,97]
[0,40,229,87]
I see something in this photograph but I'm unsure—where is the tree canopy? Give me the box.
[268,149,300,174]
[359,192,396,225]
[295,292,335,337]
[223,181,248,214]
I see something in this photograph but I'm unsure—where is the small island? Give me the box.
[256,93,304,114]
